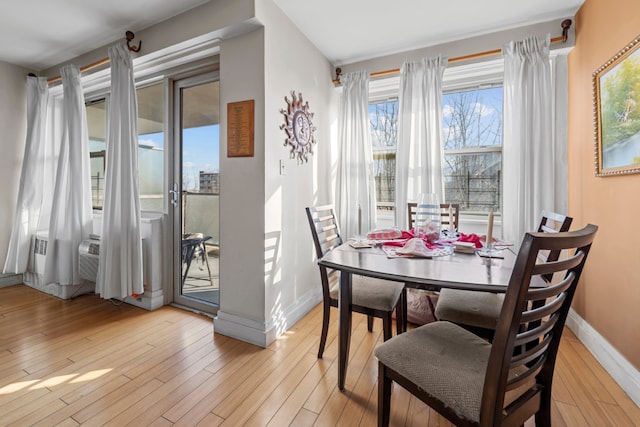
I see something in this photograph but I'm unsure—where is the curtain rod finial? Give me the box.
[561,19,572,43]
[125,30,142,52]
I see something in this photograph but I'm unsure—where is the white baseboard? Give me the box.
[123,288,165,311]
[215,288,322,348]
[566,308,640,406]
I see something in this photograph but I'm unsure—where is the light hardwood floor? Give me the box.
[0,284,638,426]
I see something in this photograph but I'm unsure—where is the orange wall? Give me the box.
[569,0,640,369]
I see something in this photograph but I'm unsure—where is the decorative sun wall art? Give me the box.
[279,91,316,163]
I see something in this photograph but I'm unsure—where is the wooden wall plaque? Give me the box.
[227,99,255,157]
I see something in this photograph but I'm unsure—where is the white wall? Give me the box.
[0,60,29,265]
[337,18,575,75]
[215,0,339,346]
[260,0,338,342]
[216,28,268,335]
[40,0,260,79]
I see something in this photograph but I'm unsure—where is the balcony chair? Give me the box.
[435,210,572,340]
[305,204,407,358]
[181,233,213,287]
[375,223,598,427]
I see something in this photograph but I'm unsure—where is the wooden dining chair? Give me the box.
[406,202,460,324]
[435,211,573,340]
[305,204,407,358]
[407,202,460,230]
[375,224,598,427]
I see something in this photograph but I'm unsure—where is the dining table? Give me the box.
[318,240,530,391]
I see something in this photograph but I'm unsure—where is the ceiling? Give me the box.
[0,0,209,71]
[1,0,584,71]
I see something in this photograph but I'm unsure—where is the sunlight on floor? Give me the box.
[0,368,112,395]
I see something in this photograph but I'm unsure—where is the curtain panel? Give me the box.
[335,70,377,239]
[502,35,555,245]
[96,42,144,300]
[3,77,49,274]
[394,55,447,229]
[43,65,93,286]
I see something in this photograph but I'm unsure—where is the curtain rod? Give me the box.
[28,31,142,84]
[332,19,572,83]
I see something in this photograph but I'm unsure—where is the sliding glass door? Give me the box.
[172,73,220,314]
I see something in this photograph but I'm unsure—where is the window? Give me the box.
[369,100,398,211]
[85,82,165,211]
[442,86,503,213]
[86,99,107,209]
[369,69,504,219]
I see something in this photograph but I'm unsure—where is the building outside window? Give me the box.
[199,171,219,193]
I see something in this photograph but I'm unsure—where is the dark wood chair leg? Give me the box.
[378,362,392,427]
[382,313,392,341]
[367,315,374,332]
[317,299,331,358]
[396,287,407,334]
[535,386,552,427]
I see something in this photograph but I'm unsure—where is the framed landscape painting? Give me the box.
[593,34,640,176]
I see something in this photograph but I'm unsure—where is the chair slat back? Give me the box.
[306,204,343,259]
[537,210,573,265]
[407,203,460,230]
[481,224,598,426]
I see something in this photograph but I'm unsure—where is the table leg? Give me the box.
[338,271,352,391]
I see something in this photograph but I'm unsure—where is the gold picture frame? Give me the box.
[593,34,640,176]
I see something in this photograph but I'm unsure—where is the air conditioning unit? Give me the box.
[78,238,100,282]
[29,232,49,275]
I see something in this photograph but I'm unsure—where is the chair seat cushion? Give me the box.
[435,288,504,329]
[329,275,404,312]
[374,321,534,423]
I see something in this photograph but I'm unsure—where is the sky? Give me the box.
[91,124,221,192]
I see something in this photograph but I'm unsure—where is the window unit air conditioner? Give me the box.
[29,232,49,275]
[78,238,100,282]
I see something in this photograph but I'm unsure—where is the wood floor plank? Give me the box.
[597,400,638,427]
[557,349,615,426]
[566,337,640,424]
[31,375,132,427]
[290,407,319,426]
[555,401,590,426]
[244,352,319,426]
[0,285,636,427]
[214,334,318,425]
[167,342,275,425]
[265,355,333,426]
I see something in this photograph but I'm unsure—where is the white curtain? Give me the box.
[394,56,447,229]
[551,53,569,215]
[44,65,93,286]
[502,35,554,244]
[3,76,49,274]
[335,70,377,239]
[96,42,143,300]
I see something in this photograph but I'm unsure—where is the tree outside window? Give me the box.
[369,100,398,211]
[368,85,503,215]
[443,87,503,212]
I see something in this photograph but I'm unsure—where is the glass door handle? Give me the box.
[169,183,179,207]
